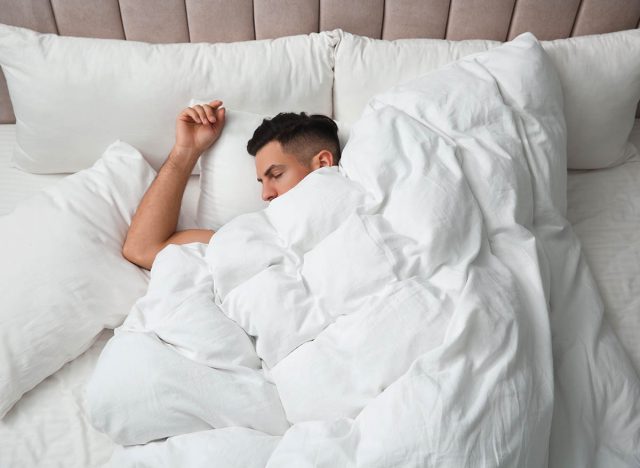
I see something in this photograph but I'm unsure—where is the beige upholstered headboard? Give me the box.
[1,0,640,124]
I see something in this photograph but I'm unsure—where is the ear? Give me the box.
[310,150,334,169]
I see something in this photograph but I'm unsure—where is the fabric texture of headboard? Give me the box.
[1,0,640,124]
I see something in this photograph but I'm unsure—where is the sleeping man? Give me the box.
[87,100,343,445]
[122,99,342,270]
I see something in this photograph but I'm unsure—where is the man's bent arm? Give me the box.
[122,100,225,270]
[122,147,213,270]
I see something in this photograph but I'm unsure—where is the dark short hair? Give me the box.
[247,112,341,166]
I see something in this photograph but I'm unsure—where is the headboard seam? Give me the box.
[443,0,454,40]
[569,0,585,37]
[183,0,191,42]
[47,0,60,35]
[379,0,386,40]
[505,0,519,40]
[252,0,257,42]
[116,0,126,40]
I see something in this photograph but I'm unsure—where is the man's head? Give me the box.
[247,112,341,202]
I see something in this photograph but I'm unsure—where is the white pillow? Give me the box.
[196,107,350,230]
[0,24,337,174]
[542,29,640,169]
[333,31,499,127]
[197,108,268,230]
[333,29,640,169]
[0,140,153,419]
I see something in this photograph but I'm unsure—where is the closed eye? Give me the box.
[258,164,286,183]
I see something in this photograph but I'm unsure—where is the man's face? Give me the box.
[255,140,313,202]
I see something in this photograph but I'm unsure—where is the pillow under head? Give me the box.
[196,107,349,231]
[197,108,268,231]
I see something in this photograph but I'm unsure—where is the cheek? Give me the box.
[279,169,309,193]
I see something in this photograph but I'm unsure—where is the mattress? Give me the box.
[0,122,639,467]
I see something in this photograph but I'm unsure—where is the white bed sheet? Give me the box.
[567,120,640,376]
[0,330,116,468]
[0,121,639,467]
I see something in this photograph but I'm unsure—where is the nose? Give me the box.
[262,183,277,202]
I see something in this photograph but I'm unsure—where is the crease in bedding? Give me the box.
[84,34,640,467]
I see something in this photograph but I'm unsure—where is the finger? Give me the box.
[187,108,202,123]
[193,105,208,125]
[208,99,223,109]
[216,106,226,121]
[179,107,201,123]
[202,104,216,124]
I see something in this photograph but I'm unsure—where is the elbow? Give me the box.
[122,240,154,271]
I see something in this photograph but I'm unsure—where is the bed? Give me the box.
[1,1,639,467]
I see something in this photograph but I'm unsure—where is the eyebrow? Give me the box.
[257,164,285,183]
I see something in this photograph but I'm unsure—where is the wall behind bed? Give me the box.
[1,0,639,124]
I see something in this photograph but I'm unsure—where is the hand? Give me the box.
[174,100,226,158]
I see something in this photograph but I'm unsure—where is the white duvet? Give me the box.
[87,34,640,467]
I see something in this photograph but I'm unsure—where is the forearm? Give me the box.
[123,147,198,261]
[122,100,224,269]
